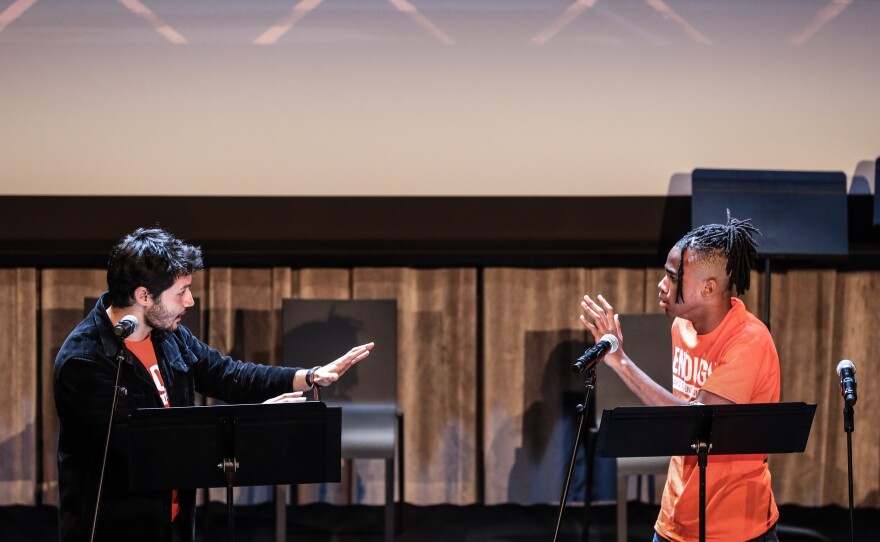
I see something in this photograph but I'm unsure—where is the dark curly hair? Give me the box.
[674,210,760,303]
[106,227,204,308]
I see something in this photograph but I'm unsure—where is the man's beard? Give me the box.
[144,299,181,331]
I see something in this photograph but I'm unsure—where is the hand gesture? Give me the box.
[579,294,623,363]
[312,342,374,387]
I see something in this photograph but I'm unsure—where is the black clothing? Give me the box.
[54,294,300,542]
[654,524,779,542]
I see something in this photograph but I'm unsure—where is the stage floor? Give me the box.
[2,502,876,541]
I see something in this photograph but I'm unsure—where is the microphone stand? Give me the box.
[843,403,855,542]
[552,365,597,542]
[90,341,129,542]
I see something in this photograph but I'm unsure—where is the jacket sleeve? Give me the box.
[175,327,301,404]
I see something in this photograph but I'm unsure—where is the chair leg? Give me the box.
[617,475,627,542]
[275,484,286,542]
[385,457,395,542]
[397,412,404,534]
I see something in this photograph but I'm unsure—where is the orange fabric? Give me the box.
[125,335,180,522]
[126,336,169,407]
[656,298,781,542]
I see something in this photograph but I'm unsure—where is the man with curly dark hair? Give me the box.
[54,227,372,542]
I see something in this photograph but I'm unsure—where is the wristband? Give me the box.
[305,366,321,389]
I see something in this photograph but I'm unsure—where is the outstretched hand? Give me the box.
[579,294,624,363]
[312,342,374,387]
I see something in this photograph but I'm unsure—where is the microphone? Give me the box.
[572,334,619,373]
[113,315,139,339]
[836,359,857,407]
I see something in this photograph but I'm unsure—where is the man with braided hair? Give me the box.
[580,214,781,542]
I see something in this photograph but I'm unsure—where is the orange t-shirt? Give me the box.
[655,298,781,542]
[125,335,180,522]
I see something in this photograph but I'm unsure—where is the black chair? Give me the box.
[281,299,400,542]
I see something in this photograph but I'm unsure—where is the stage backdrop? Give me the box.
[1,266,877,509]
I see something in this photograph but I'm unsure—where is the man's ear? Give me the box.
[133,286,151,305]
[702,278,717,297]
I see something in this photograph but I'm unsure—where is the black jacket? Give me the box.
[53,294,300,542]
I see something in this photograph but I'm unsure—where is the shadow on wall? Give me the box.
[283,310,363,404]
[508,330,615,504]
[0,422,35,484]
[228,308,275,367]
[850,159,875,194]
[667,172,692,196]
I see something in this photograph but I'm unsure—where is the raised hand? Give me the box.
[579,294,623,362]
[312,342,374,387]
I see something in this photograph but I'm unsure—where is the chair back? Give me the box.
[595,313,671,425]
[282,299,397,458]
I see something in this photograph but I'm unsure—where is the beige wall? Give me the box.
[0,2,878,196]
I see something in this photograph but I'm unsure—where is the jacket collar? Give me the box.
[94,292,191,373]
[94,293,129,361]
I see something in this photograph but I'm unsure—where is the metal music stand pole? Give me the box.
[552,367,597,542]
[90,342,129,542]
[843,403,855,542]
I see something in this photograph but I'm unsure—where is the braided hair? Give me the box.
[674,210,760,303]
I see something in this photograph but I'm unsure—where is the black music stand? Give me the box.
[129,402,341,542]
[596,402,816,542]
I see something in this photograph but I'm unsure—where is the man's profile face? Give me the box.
[658,245,699,319]
[659,245,723,323]
[658,246,680,314]
[144,275,194,332]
